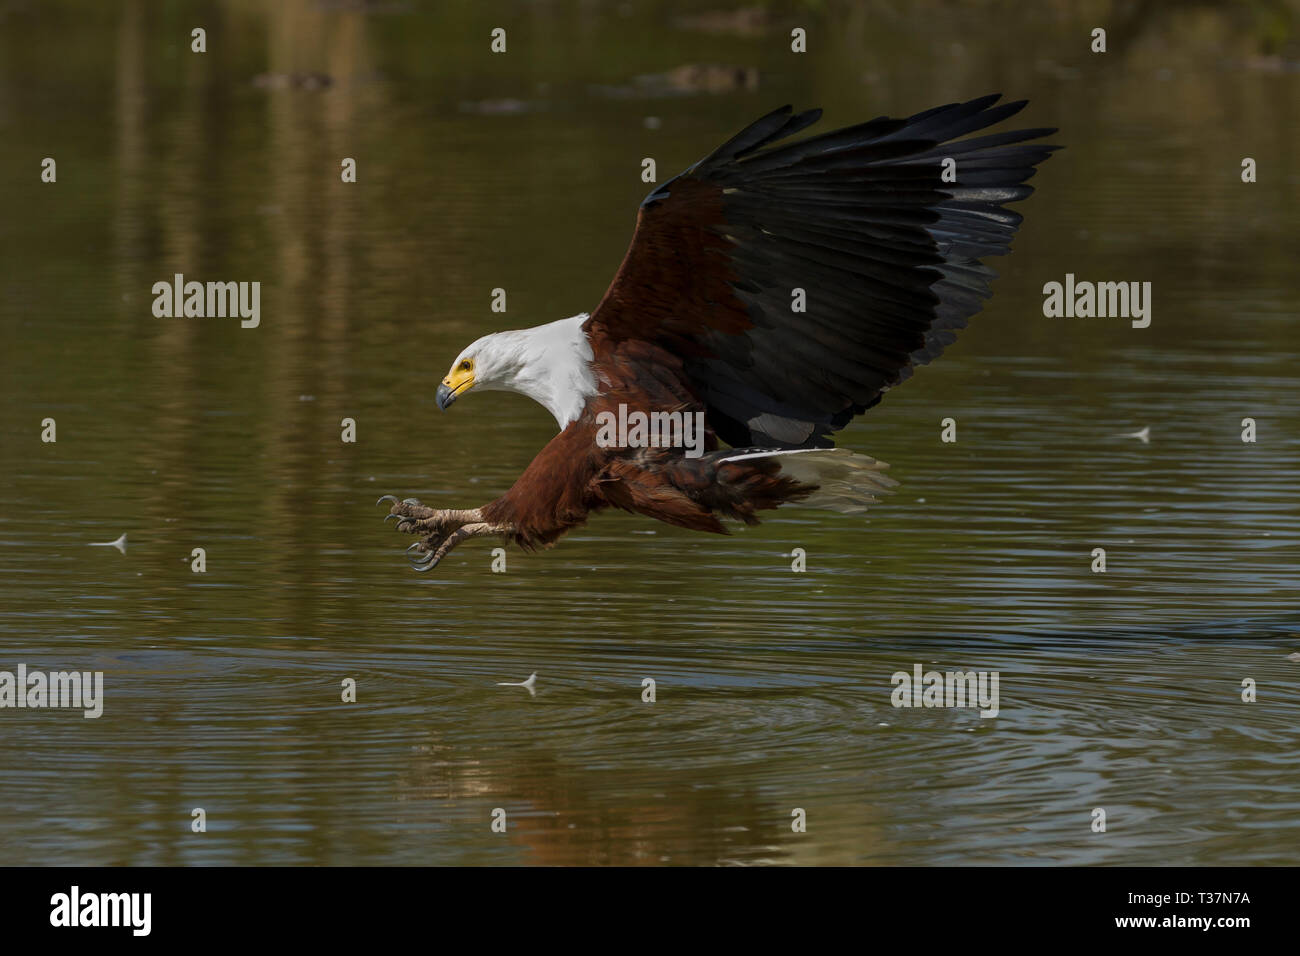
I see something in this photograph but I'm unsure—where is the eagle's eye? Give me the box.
[459,359,473,372]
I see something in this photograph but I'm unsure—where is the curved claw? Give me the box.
[383,513,413,525]
[376,494,399,506]
[402,497,422,506]
[405,541,423,553]
[411,551,440,572]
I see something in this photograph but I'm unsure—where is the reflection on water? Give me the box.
[1,0,1298,865]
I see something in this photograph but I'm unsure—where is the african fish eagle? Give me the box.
[379,94,1057,570]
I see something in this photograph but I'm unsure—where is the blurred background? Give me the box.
[0,0,1298,865]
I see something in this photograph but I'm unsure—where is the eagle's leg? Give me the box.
[407,521,510,572]
[378,496,478,531]
[375,496,512,571]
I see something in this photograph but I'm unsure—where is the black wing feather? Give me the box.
[586,95,1059,448]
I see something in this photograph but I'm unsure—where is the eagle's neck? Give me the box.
[497,314,598,430]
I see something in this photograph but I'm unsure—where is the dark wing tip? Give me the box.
[697,104,825,169]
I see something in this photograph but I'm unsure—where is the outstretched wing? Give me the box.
[583,94,1058,448]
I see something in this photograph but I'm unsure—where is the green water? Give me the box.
[1,0,1298,865]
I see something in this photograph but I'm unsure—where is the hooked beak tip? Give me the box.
[435,382,455,410]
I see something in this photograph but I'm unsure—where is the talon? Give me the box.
[385,513,420,532]
[383,511,493,572]
[402,497,422,506]
[376,494,399,506]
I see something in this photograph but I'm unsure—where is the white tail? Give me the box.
[718,447,897,514]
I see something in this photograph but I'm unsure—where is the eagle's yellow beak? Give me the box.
[436,361,475,410]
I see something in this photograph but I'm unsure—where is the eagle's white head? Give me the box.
[436,313,598,430]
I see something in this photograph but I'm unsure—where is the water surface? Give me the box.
[1,0,1298,865]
